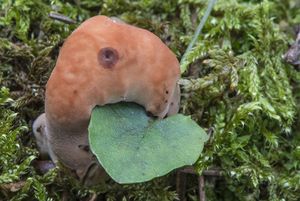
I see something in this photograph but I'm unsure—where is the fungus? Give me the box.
[33,16,180,185]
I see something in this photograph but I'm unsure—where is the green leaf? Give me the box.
[88,102,208,184]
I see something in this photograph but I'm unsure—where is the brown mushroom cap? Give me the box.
[46,16,180,128]
[43,15,181,183]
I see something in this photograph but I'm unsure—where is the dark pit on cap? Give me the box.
[98,47,119,68]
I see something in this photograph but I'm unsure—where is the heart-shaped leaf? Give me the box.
[88,102,208,184]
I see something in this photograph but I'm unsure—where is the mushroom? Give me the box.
[33,16,181,185]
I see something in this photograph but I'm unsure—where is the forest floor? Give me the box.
[0,0,300,201]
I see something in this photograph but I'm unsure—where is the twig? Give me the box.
[49,12,77,24]
[198,176,206,201]
[176,167,221,200]
[88,193,97,201]
[62,191,69,201]
[180,166,221,176]
[176,172,187,201]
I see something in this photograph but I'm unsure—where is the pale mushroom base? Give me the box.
[33,113,108,186]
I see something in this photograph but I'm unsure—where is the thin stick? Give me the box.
[198,176,206,201]
[49,12,77,24]
[180,166,221,176]
[176,172,187,201]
